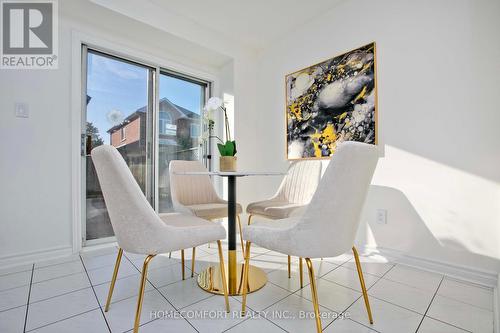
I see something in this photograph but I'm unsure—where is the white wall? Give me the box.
[0,0,232,264]
[253,0,500,277]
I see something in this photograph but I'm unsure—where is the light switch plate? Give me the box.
[15,102,29,118]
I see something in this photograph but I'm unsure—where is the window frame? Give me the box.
[190,123,201,139]
[120,126,127,141]
[158,110,173,135]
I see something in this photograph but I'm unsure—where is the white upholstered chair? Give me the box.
[241,142,378,332]
[246,160,322,286]
[169,160,244,278]
[91,146,229,333]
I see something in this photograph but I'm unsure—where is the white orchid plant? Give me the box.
[204,97,236,157]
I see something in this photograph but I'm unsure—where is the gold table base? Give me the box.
[197,264,267,296]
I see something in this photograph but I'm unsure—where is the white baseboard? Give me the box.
[495,276,500,333]
[80,241,118,255]
[0,246,73,269]
[359,245,498,288]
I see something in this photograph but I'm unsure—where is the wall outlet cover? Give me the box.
[15,102,29,118]
[376,209,387,224]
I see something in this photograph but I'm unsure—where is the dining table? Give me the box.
[173,170,285,296]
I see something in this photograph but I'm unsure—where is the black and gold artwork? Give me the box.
[286,42,377,159]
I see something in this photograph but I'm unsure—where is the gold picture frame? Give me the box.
[285,42,378,160]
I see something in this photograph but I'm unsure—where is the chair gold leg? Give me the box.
[191,247,196,278]
[287,255,291,278]
[241,241,252,315]
[237,215,245,255]
[104,248,123,312]
[305,258,322,333]
[352,246,374,324]
[247,214,253,225]
[133,255,155,333]
[217,240,230,312]
[299,257,304,288]
[181,249,185,280]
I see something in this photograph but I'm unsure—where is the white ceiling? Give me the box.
[148,0,343,51]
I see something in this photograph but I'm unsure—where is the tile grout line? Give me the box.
[178,294,215,311]
[221,313,289,333]
[348,317,382,333]
[423,316,473,333]
[79,255,112,333]
[266,278,309,294]
[430,292,495,313]
[222,300,290,333]
[0,304,26,315]
[24,308,100,333]
[322,295,365,331]
[30,269,86,286]
[122,252,201,333]
[248,289,293,313]
[22,263,34,333]
[0,283,32,298]
[265,257,348,296]
[366,294,427,316]
[414,275,444,333]
[28,286,92,306]
[32,257,81,270]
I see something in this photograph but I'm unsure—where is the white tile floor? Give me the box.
[0,244,495,333]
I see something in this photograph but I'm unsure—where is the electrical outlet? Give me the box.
[376,209,387,225]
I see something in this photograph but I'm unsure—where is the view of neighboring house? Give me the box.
[107,97,201,208]
[107,97,200,151]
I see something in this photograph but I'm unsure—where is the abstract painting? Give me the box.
[286,42,377,159]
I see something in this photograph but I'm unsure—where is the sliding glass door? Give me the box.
[82,46,209,244]
[157,72,207,213]
[83,48,155,243]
